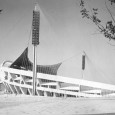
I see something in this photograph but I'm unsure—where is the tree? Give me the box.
[80,0,115,41]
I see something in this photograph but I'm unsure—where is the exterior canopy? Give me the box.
[10,48,62,75]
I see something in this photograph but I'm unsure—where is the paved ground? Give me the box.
[0,95,115,115]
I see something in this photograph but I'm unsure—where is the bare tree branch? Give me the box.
[105,0,115,24]
[79,0,115,41]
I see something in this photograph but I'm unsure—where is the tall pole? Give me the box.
[82,51,85,79]
[33,45,37,95]
[79,51,85,92]
[32,3,40,96]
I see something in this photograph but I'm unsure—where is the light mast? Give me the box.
[32,3,40,95]
[82,51,85,78]
[79,51,86,92]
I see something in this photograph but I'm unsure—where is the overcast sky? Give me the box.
[0,0,115,84]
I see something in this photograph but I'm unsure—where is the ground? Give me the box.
[0,94,115,115]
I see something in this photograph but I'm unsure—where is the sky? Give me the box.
[0,0,115,84]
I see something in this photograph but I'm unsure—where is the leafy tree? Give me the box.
[80,0,115,41]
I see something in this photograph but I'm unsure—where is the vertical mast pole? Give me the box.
[79,51,85,92]
[82,51,85,79]
[32,3,40,96]
[33,45,37,95]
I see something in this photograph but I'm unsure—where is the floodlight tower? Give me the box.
[32,3,40,96]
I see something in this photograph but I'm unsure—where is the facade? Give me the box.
[0,4,115,98]
[0,50,115,98]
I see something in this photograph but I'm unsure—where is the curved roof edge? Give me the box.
[10,47,62,75]
[1,61,13,67]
